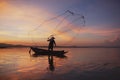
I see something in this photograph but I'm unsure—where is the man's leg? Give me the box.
[51,46,53,51]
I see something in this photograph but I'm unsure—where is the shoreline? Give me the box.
[0,46,120,48]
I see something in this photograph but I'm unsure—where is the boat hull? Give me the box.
[30,47,67,56]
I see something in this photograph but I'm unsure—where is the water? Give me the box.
[0,48,120,80]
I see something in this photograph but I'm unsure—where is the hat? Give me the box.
[51,37,55,39]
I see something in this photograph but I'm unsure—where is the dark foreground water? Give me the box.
[0,47,120,80]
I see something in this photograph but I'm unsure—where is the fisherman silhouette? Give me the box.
[47,36,56,51]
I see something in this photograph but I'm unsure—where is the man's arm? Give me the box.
[54,40,56,46]
[47,38,50,41]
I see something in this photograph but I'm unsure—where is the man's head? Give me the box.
[51,37,55,40]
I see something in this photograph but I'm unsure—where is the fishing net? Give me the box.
[28,10,85,46]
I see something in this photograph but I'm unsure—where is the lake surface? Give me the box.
[0,47,120,80]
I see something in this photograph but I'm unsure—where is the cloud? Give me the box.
[110,35,120,46]
[0,0,77,45]
[104,35,120,46]
[0,0,120,46]
[80,27,120,37]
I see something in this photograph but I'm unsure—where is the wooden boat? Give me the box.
[30,47,67,56]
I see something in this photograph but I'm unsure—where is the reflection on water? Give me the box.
[48,55,55,71]
[30,51,67,72]
[0,48,120,80]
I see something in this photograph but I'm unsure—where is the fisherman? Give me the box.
[47,36,56,51]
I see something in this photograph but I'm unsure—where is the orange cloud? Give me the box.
[2,1,117,46]
[80,27,120,36]
[0,0,74,45]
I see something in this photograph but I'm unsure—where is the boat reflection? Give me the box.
[31,53,67,58]
[30,52,67,72]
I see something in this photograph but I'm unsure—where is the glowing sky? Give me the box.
[0,0,120,46]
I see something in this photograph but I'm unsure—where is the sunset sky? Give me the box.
[0,0,120,46]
